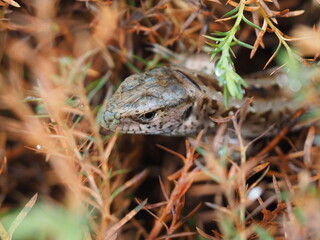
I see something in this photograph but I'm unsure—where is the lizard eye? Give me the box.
[140,111,157,121]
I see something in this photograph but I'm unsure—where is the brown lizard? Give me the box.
[102,66,305,137]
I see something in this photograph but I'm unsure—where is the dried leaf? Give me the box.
[264,41,282,69]
[2,0,20,7]
[250,20,268,58]
[247,162,270,179]
[304,126,315,165]
[272,9,305,18]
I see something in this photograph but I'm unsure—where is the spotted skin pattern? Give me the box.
[102,66,303,137]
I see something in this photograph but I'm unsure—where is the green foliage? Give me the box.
[1,201,89,240]
[205,1,302,107]
[204,3,262,106]
[254,226,274,240]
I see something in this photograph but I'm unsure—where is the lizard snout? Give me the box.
[103,110,119,130]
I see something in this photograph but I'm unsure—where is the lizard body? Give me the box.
[102,66,303,137]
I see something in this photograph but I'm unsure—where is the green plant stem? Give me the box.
[215,1,246,106]
[219,1,245,66]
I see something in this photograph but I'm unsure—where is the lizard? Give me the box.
[101,65,307,137]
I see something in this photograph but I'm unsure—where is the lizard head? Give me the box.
[102,66,212,136]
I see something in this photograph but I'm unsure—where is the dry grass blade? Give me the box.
[259,0,277,24]
[250,20,267,58]
[8,194,38,238]
[167,169,184,181]
[103,132,118,163]
[104,199,148,240]
[178,9,200,36]
[210,115,233,123]
[158,231,196,239]
[234,97,254,127]
[246,195,278,221]
[273,9,305,18]
[272,175,282,204]
[0,156,6,176]
[172,203,202,230]
[215,15,238,22]
[272,0,280,9]
[197,227,216,240]
[148,137,202,239]
[205,202,233,216]
[141,201,167,210]
[0,223,9,240]
[110,170,149,203]
[246,124,275,150]
[247,162,270,179]
[2,0,20,7]
[158,176,169,201]
[156,144,186,163]
[304,126,315,165]
[263,41,281,69]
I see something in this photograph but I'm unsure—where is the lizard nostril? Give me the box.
[104,110,116,124]
[102,110,121,131]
